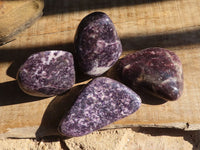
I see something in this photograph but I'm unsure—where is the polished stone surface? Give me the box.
[118,47,183,100]
[59,77,141,137]
[75,12,122,76]
[17,50,75,97]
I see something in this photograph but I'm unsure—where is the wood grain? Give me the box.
[0,0,44,45]
[0,0,200,138]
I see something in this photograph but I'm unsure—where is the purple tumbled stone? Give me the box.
[75,12,122,76]
[59,77,141,137]
[118,47,183,100]
[17,50,75,97]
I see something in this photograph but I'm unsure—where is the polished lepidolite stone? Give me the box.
[74,12,122,76]
[118,47,183,100]
[17,50,75,97]
[59,77,141,137]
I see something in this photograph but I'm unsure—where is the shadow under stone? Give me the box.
[36,85,85,139]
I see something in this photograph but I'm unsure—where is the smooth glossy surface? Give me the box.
[118,47,183,100]
[75,12,122,76]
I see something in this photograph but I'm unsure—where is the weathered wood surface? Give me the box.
[1,128,198,150]
[0,0,200,138]
[0,0,44,44]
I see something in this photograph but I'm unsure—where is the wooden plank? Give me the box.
[0,128,197,149]
[0,0,44,44]
[64,128,197,150]
[0,0,200,138]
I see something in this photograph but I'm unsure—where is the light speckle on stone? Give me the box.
[75,12,122,76]
[59,77,141,137]
[17,50,75,97]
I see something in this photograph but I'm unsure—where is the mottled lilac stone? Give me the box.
[59,77,141,137]
[17,50,75,97]
[118,47,183,100]
[75,12,122,76]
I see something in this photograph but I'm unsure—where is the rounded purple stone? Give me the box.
[17,50,75,97]
[118,47,183,100]
[59,77,141,137]
[75,12,122,76]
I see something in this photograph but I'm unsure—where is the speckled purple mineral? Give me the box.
[75,12,122,76]
[118,47,183,100]
[17,50,75,97]
[59,77,141,137]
